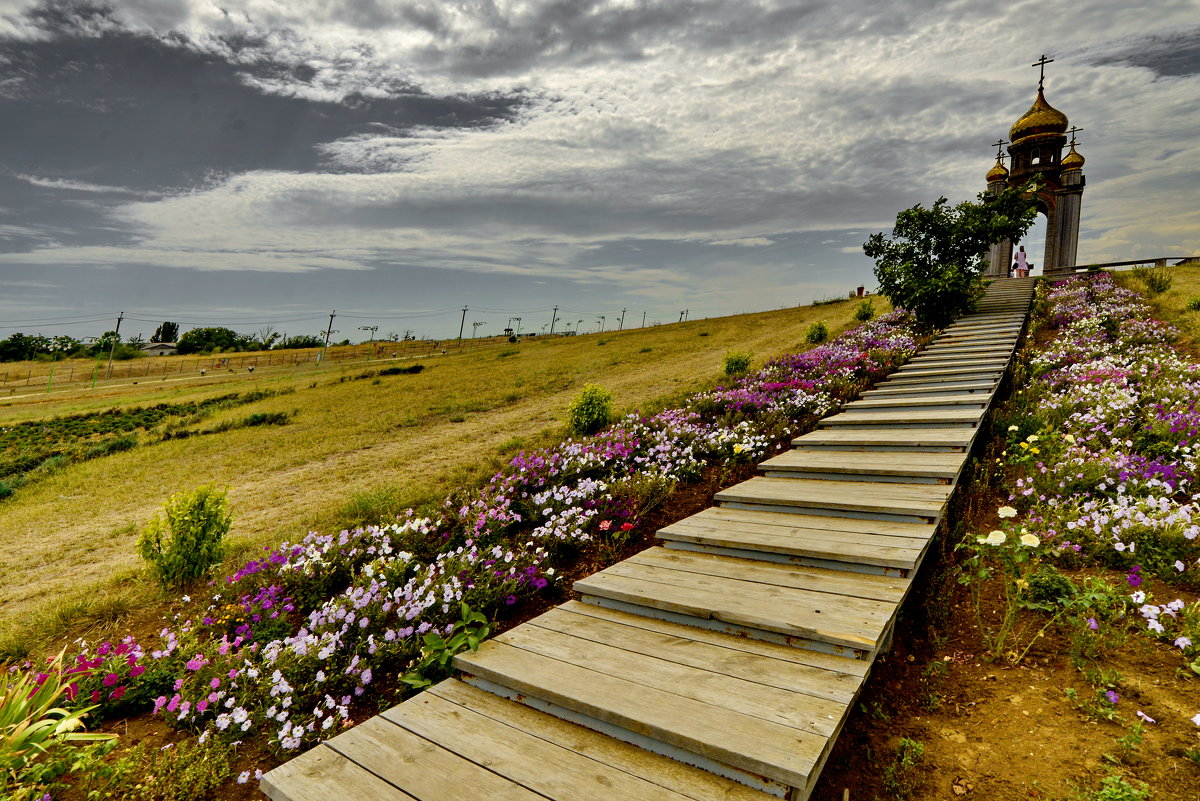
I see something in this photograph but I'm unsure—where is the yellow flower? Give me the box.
[1019,442,1029,450]
[733,444,746,454]
[1031,447,1040,455]
[1064,434,1076,444]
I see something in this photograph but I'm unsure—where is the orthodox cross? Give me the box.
[1067,125,1083,146]
[1032,54,1054,91]
[993,139,1008,163]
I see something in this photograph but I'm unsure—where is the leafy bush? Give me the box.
[377,364,425,375]
[805,321,829,344]
[137,486,231,591]
[1131,266,1172,296]
[566,384,613,437]
[723,351,752,375]
[854,299,875,321]
[1186,295,1200,311]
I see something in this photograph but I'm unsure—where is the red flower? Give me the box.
[620,522,634,531]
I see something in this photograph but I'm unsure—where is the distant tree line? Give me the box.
[0,321,338,362]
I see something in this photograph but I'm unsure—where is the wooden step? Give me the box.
[816,408,986,428]
[897,356,1009,372]
[758,448,967,483]
[861,381,996,398]
[571,549,910,657]
[454,602,872,797]
[715,475,952,522]
[261,678,777,801]
[657,506,935,575]
[791,427,976,452]
[841,396,989,415]
[883,368,1005,385]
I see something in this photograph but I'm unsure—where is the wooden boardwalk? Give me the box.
[261,279,1036,801]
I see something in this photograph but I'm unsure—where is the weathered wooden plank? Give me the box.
[494,620,847,736]
[323,716,544,801]
[421,680,774,801]
[658,520,926,568]
[898,357,1010,371]
[862,381,995,397]
[843,394,989,410]
[559,600,871,678]
[714,476,949,517]
[671,505,935,539]
[758,448,966,478]
[626,548,910,603]
[791,427,975,450]
[453,640,828,789]
[817,410,985,428]
[260,743,418,801]
[574,564,891,648]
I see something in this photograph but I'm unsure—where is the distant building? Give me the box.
[141,342,178,356]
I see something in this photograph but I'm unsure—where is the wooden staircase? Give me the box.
[261,278,1035,801]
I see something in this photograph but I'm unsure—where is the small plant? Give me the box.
[1084,773,1150,801]
[402,604,491,691]
[1131,265,1172,296]
[723,351,752,375]
[854,299,875,321]
[1186,295,1200,311]
[566,383,613,437]
[880,737,924,799]
[136,486,231,591]
[804,321,829,343]
[1,651,116,798]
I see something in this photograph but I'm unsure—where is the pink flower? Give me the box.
[129,665,145,678]
[109,686,126,701]
[185,655,208,671]
[102,672,120,687]
[599,520,612,531]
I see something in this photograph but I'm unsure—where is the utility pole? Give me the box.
[549,305,559,335]
[104,311,124,380]
[679,310,686,323]
[318,310,336,364]
[359,325,379,359]
[598,315,605,333]
[458,306,468,340]
[514,317,523,336]
[641,311,646,328]
[472,321,484,338]
[618,308,627,331]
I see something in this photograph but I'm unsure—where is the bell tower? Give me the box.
[985,55,1086,278]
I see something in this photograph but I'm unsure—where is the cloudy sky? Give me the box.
[1,0,1198,342]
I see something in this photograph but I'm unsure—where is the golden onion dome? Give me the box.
[1061,144,1085,171]
[986,157,1009,183]
[1009,89,1069,144]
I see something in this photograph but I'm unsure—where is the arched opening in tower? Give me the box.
[1017,213,1048,277]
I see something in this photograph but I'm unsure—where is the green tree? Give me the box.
[137,486,231,591]
[175,327,248,355]
[150,322,179,343]
[863,183,1038,328]
[275,334,325,350]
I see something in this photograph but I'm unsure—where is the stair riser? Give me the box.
[718,499,937,526]
[760,469,952,484]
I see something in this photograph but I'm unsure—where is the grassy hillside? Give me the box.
[0,297,879,628]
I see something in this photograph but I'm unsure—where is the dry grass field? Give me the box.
[0,298,879,637]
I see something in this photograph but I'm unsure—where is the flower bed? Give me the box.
[962,272,1200,728]
[15,311,920,797]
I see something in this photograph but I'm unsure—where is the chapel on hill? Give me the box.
[985,56,1085,278]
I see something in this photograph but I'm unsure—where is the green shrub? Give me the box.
[854,299,875,322]
[1132,266,1172,296]
[136,486,231,591]
[566,384,613,437]
[881,737,925,799]
[804,321,829,344]
[723,351,752,375]
[1185,295,1200,311]
[1025,564,1077,607]
[83,435,137,460]
[1088,773,1150,801]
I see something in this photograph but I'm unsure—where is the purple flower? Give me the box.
[1126,566,1143,588]
[1105,690,1119,704]
[505,594,517,606]
[1087,618,1099,631]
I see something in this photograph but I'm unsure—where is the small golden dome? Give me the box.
[986,158,1009,183]
[1061,144,1085,171]
[1009,89,1068,144]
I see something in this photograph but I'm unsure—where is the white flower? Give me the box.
[984,530,1007,546]
[997,506,1018,519]
[1019,533,1040,547]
